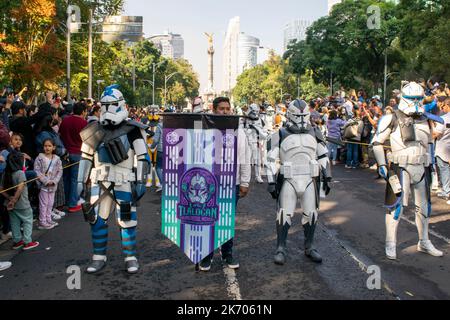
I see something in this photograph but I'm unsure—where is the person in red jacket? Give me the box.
[59,102,88,212]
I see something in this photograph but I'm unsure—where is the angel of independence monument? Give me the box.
[203,32,216,109]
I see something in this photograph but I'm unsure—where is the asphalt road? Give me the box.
[0,164,448,300]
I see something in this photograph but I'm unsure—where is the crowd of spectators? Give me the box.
[305,82,450,205]
[0,80,449,272]
[0,89,94,259]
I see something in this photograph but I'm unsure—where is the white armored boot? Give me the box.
[417,240,443,257]
[87,255,107,273]
[415,213,443,257]
[385,212,399,260]
[125,256,140,274]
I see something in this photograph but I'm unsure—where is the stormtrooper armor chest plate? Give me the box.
[388,117,431,167]
[279,133,319,179]
[91,134,136,185]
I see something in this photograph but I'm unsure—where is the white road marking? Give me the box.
[319,224,401,300]
[222,266,242,300]
[400,216,450,244]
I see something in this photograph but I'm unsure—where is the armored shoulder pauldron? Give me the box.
[80,122,106,150]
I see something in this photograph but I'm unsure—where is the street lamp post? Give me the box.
[152,61,164,105]
[164,72,179,108]
[123,39,137,95]
[66,6,72,103]
[383,50,388,108]
[142,79,154,106]
[132,45,136,93]
[88,7,93,99]
[66,3,80,104]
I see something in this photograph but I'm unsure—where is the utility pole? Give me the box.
[132,45,136,93]
[151,61,164,105]
[66,3,80,103]
[66,5,71,103]
[88,7,93,99]
[383,49,388,109]
[152,63,156,105]
[164,72,178,108]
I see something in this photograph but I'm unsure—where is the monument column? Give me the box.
[204,33,216,107]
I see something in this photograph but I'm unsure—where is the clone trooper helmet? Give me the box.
[148,105,160,122]
[192,96,203,113]
[286,99,311,133]
[247,103,260,120]
[266,105,275,117]
[99,85,128,126]
[398,81,425,116]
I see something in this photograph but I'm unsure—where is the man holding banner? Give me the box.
[161,97,251,271]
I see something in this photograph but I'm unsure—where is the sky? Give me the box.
[123,0,328,93]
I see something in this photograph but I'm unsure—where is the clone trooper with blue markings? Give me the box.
[372,81,444,260]
[77,85,150,274]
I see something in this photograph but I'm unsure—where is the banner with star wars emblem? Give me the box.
[161,114,240,264]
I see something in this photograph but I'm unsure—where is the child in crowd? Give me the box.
[34,138,63,230]
[2,149,39,250]
[9,133,35,179]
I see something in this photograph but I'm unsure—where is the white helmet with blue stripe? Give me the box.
[100,84,128,126]
[398,81,425,116]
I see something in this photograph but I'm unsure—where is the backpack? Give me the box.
[343,120,359,139]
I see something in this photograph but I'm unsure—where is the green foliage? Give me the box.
[1,0,199,106]
[233,53,297,105]
[396,0,450,82]
[285,0,401,92]
[283,0,450,96]
[299,70,330,101]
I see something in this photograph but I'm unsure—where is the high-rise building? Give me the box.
[148,31,184,59]
[238,33,260,73]
[101,16,143,43]
[283,20,312,52]
[222,16,241,94]
[222,17,261,93]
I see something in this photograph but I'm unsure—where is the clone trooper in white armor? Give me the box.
[260,105,275,169]
[77,85,150,274]
[372,81,443,260]
[267,99,331,265]
[263,105,275,132]
[244,103,268,183]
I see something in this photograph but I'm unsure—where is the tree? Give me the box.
[0,0,64,102]
[164,59,200,107]
[284,0,401,93]
[396,0,450,82]
[233,52,297,105]
[299,70,330,101]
